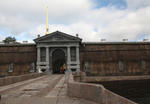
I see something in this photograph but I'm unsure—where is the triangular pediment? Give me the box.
[34,31,82,43]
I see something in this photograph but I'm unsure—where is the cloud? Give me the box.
[0,0,150,42]
[90,7,150,41]
[126,0,150,9]
[0,34,4,41]
[0,0,94,34]
[24,5,150,42]
[28,23,99,42]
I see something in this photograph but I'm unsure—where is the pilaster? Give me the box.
[46,47,50,72]
[67,46,71,72]
[37,47,41,73]
[76,46,80,72]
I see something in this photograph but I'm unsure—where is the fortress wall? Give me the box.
[80,43,150,76]
[0,44,37,77]
[1,42,150,77]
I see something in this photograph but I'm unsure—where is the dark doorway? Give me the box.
[52,49,66,74]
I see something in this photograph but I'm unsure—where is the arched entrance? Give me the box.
[52,49,66,74]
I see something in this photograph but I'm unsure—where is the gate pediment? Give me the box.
[34,31,81,43]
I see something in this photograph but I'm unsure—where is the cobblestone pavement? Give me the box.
[0,74,97,104]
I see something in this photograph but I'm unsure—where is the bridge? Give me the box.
[0,74,97,104]
[2,72,150,104]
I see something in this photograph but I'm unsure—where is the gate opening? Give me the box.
[52,49,66,74]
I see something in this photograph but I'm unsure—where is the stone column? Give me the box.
[67,46,71,72]
[76,46,80,72]
[46,47,49,63]
[37,47,41,73]
[37,47,41,62]
[46,47,50,73]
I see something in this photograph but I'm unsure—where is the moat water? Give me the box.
[91,79,150,104]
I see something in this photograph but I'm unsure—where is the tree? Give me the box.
[3,36,16,44]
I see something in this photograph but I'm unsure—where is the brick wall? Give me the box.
[1,42,150,77]
[80,43,150,76]
[0,44,37,76]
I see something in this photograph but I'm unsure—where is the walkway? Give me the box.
[0,75,97,104]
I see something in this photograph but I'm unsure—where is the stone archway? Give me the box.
[52,49,66,74]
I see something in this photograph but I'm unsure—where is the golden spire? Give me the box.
[46,6,49,35]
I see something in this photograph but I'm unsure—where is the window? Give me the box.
[85,61,90,72]
[141,60,146,70]
[40,47,46,62]
[119,60,123,72]
[71,47,76,61]
[8,63,14,73]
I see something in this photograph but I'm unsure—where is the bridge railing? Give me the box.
[67,73,137,104]
[0,73,44,86]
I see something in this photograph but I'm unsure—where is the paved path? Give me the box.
[45,75,97,104]
[0,74,97,104]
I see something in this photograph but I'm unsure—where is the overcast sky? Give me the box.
[0,0,150,42]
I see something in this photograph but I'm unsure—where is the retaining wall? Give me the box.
[67,74,137,104]
[0,73,44,86]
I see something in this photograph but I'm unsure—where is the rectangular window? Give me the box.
[85,61,90,73]
[71,47,76,61]
[119,60,123,72]
[40,47,46,62]
[8,63,14,73]
[141,60,146,70]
